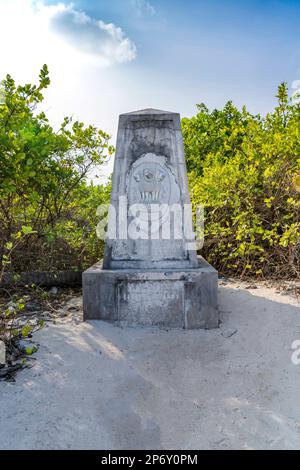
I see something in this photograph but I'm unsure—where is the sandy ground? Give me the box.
[1,280,300,450]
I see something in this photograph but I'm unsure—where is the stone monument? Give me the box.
[83,109,219,328]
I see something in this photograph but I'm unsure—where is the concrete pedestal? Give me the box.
[83,257,218,329]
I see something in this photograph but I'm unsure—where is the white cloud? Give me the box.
[131,0,155,17]
[0,0,136,70]
[46,2,137,66]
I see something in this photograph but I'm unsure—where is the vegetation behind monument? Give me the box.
[0,67,299,278]
[182,84,300,278]
[0,66,112,273]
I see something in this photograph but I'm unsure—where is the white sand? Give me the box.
[1,281,300,450]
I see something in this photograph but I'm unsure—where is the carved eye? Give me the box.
[133,172,140,182]
[156,170,166,182]
[144,169,154,181]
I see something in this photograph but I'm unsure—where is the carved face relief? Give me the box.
[126,153,181,235]
[128,153,178,207]
[133,167,166,202]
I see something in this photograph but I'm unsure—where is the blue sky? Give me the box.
[0,0,300,175]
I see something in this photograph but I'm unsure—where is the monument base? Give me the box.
[83,257,219,329]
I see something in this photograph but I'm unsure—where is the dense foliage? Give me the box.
[0,66,112,272]
[182,83,300,278]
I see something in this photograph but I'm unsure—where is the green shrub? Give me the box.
[182,83,300,278]
[0,66,112,272]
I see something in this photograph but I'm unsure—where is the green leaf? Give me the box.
[21,325,32,337]
[21,226,36,235]
[25,345,38,355]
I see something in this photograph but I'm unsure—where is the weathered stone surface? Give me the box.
[103,108,198,270]
[83,108,219,328]
[83,258,219,329]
